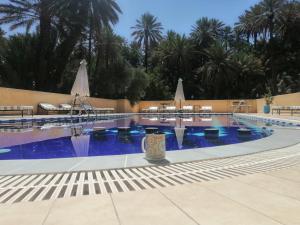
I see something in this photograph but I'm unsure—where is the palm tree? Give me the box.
[191,17,225,48]
[131,13,163,72]
[276,0,300,39]
[0,0,58,89]
[0,0,122,89]
[0,0,40,33]
[258,0,286,41]
[221,26,233,50]
[230,51,265,97]
[52,0,121,75]
[155,31,195,89]
[235,5,264,45]
[236,0,286,44]
[197,42,235,98]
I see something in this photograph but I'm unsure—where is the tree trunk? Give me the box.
[254,33,257,48]
[36,0,52,90]
[144,35,149,72]
[88,17,93,75]
[51,26,83,90]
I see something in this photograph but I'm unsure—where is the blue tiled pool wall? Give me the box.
[233,114,300,128]
[0,114,131,124]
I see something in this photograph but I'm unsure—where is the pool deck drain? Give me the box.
[0,142,299,204]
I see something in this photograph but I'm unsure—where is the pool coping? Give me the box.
[0,113,299,175]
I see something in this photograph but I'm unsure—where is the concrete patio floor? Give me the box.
[0,164,300,225]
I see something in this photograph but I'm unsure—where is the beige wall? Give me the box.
[116,99,139,113]
[0,87,117,113]
[256,92,300,113]
[1,87,299,114]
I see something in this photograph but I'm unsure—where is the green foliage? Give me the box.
[0,34,38,89]
[144,71,172,100]
[191,17,225,48]
[131,13,163,71]
[197,42,235,98]
[126,68,149,104]
[230,51,265,98]
[264,87,274,105]
[121,42,143,67]
[153,31,196,91]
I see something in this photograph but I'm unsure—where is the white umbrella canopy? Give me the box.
[71,60,90,97]
[174,78,185,108]
[71,135,90,157]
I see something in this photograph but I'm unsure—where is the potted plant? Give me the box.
[263,88,273,114]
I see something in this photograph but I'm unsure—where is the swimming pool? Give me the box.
[0,115,271,160]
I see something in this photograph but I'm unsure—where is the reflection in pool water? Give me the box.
[0,115,271,160]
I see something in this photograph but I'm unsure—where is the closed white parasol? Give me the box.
[174,78,185,109]
[71,60,90,97]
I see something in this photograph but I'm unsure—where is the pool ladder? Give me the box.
[232,100,249,114]
[70,96,98,120]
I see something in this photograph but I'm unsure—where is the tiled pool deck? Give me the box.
[0,113,299,225]
[1,158,300,225]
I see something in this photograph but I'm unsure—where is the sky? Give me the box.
[1,0,261,41]
[114,0,260,41]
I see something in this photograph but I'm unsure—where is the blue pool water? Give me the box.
[0,115,271,160]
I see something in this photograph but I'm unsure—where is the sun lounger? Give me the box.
[59,104,83,113]
[38,103,69,114]
[94,107,115,114]
[163,106,176,113]
[142,106,159,113]
[290,106,300,115]
[80,104,114,114]
[182,105,194,113]
[0,105,33,117]
[272,105,300,116]
[59,104,72,110]
[200,106,213,113]
[60,104,114,114]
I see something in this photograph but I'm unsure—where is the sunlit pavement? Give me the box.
[0,163,300,225]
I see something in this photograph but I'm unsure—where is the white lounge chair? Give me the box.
[94,107,115,114]
[60,103,114,114]
[200,106,213,113]
[163,106,176,113]
[38,103,69,114]
[0,105,33,117]
[182,105,193,113]
[59,104,72,110]
[142,106,159,113]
